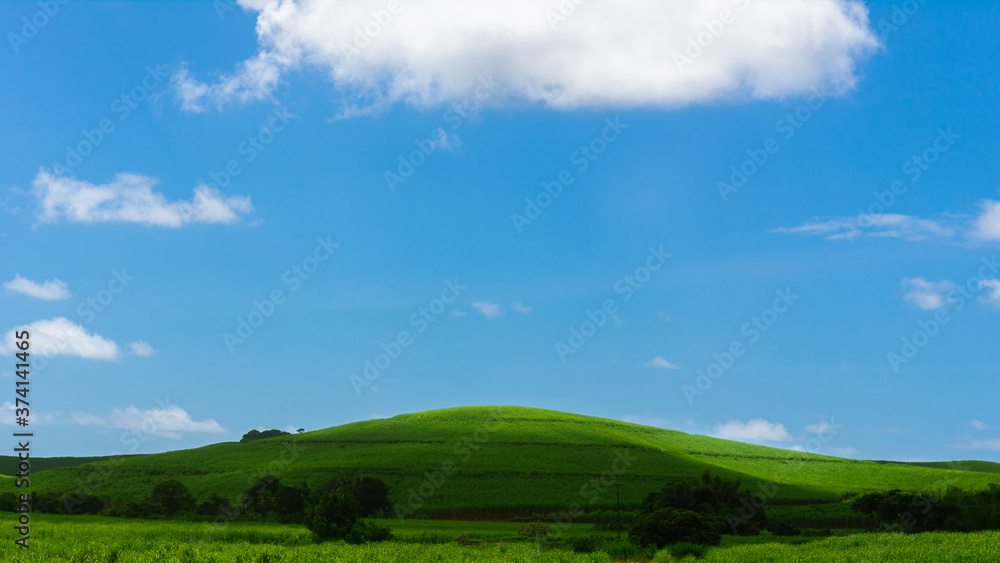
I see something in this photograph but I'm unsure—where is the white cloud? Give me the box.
[979,279,1000,307]
[128,341,156,357]
[622,415,670,427]
[3,275,70,301]
[951,438,1000,451]
[31,170,253,227]
[970,420,992,430]
[713,418,794,443]
[773,214,956,242]
[71,405,224,439]
[972,199,1000,241]
[471,301,505,319]
[645,356,680,369]
[0,401,60,425]
[0,317,119,361]
[902,277,957,311]
[451,310,467,317]
[511,301,533,314]
[175,0,878,114]
[804,422,832,434]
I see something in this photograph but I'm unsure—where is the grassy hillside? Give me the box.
[8,406,1000,514]
[893,460,1000,474]
[0,454,128,475]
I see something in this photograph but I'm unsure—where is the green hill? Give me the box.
[0,454,129,476]
[8,406,1000,515]
[892,460,1000,474]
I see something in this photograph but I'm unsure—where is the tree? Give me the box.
[240,429,291,443]
[305,490,364,541]
[628,508,721,548]
[152,479,195,515]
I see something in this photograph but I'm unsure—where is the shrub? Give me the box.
[518,521,551,539]
[766,519,802,536]
[152,479,195,515]
[305,490,363,541]
[568,533,604,553]
[602,539,654,559]
[669,542,710,559]
[628,508,721,549]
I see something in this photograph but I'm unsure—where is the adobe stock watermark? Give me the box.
[223,236,338,353]
[512,117,628,233]
[545,0,588,29]
[339,0,406,56]
[76,269,135,324]
[49,65,169,176]
[392,408,504,521]
[194,437,306,542]
[673,0,751,71]
[716,87,830,202]
[887,255,1000,372]
[201,106,294,192]
[385,75,498,192]
[682,288,799,404]
[531,449,638,551]
[7,0,69,54]
[845,127,959,242]
[875,0,929,39]
[727,416,843,533]
[350,279,466,394]
[28,268,136,376]
[555,245,670,362]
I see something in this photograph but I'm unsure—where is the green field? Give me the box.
[6,406,1000,517]
[1,515,999,562]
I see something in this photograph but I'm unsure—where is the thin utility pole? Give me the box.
[614,483,623,540]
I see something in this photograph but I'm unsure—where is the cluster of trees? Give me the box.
[850,485,1000,533]
[240,429,293,442]
[627,471,798,549]
[0,474,394,544]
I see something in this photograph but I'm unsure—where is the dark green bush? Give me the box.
[669,542,710,559]
[766,519,802,536]
[628,508,721,549]
[568,533,604,553]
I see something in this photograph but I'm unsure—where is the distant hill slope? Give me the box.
[0,455,129,476]
[6,406,1000,514]
[889,460,1000,474]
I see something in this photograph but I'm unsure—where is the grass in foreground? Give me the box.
[2,515,1000,562]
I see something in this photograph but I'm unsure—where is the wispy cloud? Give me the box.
[773,214,956,242]
[174,0,878,114]
[713,418,794,443]
[972,199,1000,241]
[3,275,70,301]
[0,317,119,361]
[969,420,992,430]
[128,341,156,357]
[511,301,533,314]
[902,277,957,310]
[777,199,1000,244]
[805,421,833,434]
[951,438,1000,451]
[979,279,1000,307]
[644,356,680,370]
[471,301,505,319]
[71,405,224,439]
[31,170,253,227]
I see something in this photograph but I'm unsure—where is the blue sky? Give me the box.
[1,0,999,462]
